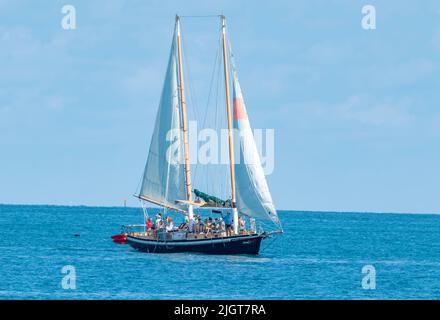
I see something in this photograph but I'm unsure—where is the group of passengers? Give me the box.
[145,211,249,236]
[145,213,175,233]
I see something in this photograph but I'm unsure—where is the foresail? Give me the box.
[232,71,280,226]
[139,30,187,211]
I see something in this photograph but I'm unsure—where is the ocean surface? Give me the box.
[0,204,439,300]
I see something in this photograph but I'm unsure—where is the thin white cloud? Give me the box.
[357,59,436,89]
[287,94,413,127]
[336,95,412,126]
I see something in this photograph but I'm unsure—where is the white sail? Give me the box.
[232,70,280,226]
[139,29,187,211]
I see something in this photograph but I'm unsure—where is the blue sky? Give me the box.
[1,0,439,213]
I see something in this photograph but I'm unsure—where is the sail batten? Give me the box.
[139,27,187,211]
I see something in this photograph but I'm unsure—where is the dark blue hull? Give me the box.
[127,234,264,255]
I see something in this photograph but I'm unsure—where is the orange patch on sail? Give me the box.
[233,98,247,120]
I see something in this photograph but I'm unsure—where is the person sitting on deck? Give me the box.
[238,216,246,233]
[178,214,188,230]
[165,217,174,232]
[221,211,233,236]
[146,217,153,231]
[205,217,213,235]
[219,217,225,234]
[196,218,205,234]
[188,216,195,233]
[193,218,200,233]
[178,222,188,230]
[212,218,220,233]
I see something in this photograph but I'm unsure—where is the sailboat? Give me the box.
[120,15,282,254]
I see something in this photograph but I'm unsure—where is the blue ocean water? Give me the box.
[0,204,439,300]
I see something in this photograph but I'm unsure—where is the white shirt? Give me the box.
[166,222,174,232]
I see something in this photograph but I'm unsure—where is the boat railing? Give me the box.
[122,224,147,233]
[122,223,266,241]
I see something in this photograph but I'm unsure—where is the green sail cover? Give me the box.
[194,189,228,207]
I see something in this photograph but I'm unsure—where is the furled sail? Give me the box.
[139,29,187,211]
[232,69,280,226]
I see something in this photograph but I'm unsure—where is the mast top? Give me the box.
[175,15,181,35]
[221,15,226,32]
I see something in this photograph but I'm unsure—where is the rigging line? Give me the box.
[179,15,222,18]
[179,24,202,200]
[211,16,224,198]
[227,38,238,75]
[260,234,279,254]
[207,38,222,196]
[134,164,144,199]
[218,38,231,200]
[201,37,220,134]
[192,31,221,187]
[183,26,202,127]
[135,127,154,198]
[216,36,226,199]
[163,50,177,218]
[180,32,196,124]
[177,23,192,126]
[214,36,223,198]
[214,32,224,196]
[181,31,204,184]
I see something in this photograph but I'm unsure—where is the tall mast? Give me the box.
[175,16,194,218]
[221,16,239,234]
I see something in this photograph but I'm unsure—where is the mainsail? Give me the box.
[232,68,280,226]
[139,28,187,211]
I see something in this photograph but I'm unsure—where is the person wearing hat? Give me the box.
[153,213,163,238]
[155,213,162,228]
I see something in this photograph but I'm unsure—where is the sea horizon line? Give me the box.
[0,202,438,216]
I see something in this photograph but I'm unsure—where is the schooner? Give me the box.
[117,15,282,254]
